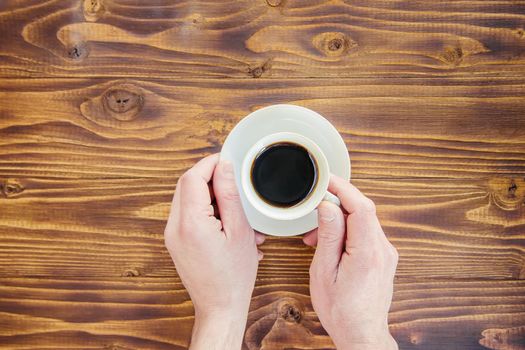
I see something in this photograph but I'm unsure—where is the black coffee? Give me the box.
[251,142,317,207]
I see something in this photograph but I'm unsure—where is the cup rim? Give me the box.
[241,131,330,221]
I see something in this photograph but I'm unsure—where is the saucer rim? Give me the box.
[220,104,350,236]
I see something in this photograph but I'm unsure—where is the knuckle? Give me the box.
[163,231,171,248]
[177,170,194,188]
[163,229,176,254]
[309,264,315,277]
[309,265,324,282]
[360,198,376,214]
[389,245,399,264]
[309,260,321,279]
[163,223,171,240]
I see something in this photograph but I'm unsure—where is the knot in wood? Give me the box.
[122,268,141,277]
[442,46,463,65]
[1,179,24,198]
[409,333,423,345]
[328,38,344,51]
[489,178,524,211]
[313,32,357,57]
[516,28,524,38]
[189,14,205,25]
[102,84,144,121]
[266,0,283,7]
[83,0,105,22]
[508,181,518,197]
[279,303,302,323]
[250,67,263,78]
[248,59,271,78]
[66,42,89,61]
[480,326,525,349]
[494,333,503,343]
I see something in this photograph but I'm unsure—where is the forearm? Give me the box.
[189,310,248,350]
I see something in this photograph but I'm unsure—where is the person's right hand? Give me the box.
[303,175,399,350]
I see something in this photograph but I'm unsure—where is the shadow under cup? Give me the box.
[241,132,337,221]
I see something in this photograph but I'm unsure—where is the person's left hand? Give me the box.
[164,153,265,350]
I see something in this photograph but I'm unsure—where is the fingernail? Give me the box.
[220,160,234,179]
[319,203,335,223]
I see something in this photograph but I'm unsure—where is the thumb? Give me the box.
[213,160,252,238]
[311,201,345,281]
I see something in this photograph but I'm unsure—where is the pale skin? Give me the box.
[165,153,398,350]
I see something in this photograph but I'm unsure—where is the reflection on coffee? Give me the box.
[250,142,317,207]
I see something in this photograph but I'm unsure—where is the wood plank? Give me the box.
[1,77,524,179]
[1,0,525,78]
[0,177,523,279]
[0,277,524,349]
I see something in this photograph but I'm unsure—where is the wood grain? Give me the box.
[1,77,524,179]
[1,0,525,78]
[1,177,523,279]
[0,277,524,349]
[1,1,525,349]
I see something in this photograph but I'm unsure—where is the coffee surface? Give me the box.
[251,142,317,207]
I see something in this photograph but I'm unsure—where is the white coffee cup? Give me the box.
[241,132,340,221]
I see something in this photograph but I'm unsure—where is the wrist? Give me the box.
[190,309,248,350]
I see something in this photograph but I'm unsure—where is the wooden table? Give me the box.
[1,1,524,349]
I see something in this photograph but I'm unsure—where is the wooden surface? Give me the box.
[0,1,524,349]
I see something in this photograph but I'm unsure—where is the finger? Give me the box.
[255,232,266,245]
[345,210,382,252]
[168,154,220,243]
[258,249,264,261]
[328,175,382,249]
[179,154,220,218]
[311,201,345,281]
[213,159,252,238]
[328,175,374,215]
[302,228,318,247]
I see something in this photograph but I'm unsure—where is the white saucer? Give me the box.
[220,104,351,236]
